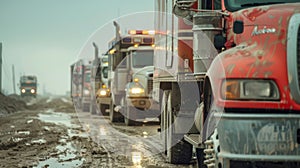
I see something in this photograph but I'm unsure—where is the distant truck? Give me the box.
[70,60,92,112]
[19,75,37,98]
[90,42,110,115]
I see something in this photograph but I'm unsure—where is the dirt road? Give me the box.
[0,96,196,168]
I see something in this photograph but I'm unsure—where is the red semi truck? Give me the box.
[154,0,300,167]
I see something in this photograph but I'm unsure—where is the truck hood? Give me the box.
[231,3,300,44]
[132,66,154,91]
[233,3,300,25]
[218,3,300,79]
[133,66,154,79]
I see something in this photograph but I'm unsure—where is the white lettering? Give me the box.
[252,26,276,36]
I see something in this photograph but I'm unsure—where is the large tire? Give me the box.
[161,90,170,155]
[203,81,219,141]
[124,107,136,126]
[109,99,124,123]
[166,92,192,164]
[201,81,220,167]
[124,98,137,126]
[196,148,206,168]
[109,101,119,122]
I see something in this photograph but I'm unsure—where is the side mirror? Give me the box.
[214,34,226,50]
[233,20,244,34]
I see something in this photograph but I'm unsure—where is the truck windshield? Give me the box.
[21,76,36,83]
[102,67,108,78]
[21,83,37,87]
[85,73,91,82]
[225,0,300,12]
[132,50,154,68]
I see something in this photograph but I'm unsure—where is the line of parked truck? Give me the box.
[71,0,300,167]
[71,24,159,126]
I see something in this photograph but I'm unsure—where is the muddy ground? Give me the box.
[0,95,197,168]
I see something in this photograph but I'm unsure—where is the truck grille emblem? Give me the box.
[252,26,276,36]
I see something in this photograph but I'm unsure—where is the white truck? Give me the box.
[106,21,160,125]
[95,54,110,115]
[121,46,160,126]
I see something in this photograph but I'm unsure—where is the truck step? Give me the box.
[183,134,203,148]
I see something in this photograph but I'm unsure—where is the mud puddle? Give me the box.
[34,110,87,167]
[37,110,73,127]
[35,142,85,168]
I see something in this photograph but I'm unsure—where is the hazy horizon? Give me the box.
[0,0,154,95]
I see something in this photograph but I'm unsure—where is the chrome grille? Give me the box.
[147,78,153,94]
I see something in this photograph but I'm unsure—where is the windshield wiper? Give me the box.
[241,2,285,7]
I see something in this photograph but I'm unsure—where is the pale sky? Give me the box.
[0,0,154,95]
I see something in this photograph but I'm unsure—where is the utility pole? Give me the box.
[0,43,2,93]
[12,65,16,94]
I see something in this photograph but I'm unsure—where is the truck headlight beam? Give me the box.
[84,89,90,96]
[100,90,107,96]
[130,87,145,94]
[30,89,35,94]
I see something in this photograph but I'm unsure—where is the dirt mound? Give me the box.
[0,93,27,116]
[27,97,75,112]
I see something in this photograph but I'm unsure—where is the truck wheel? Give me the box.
[196,148,206,168]
[161,90,170,155]
[203,81,219,141]
[123,98,135,126]
[166,92,192,164]
[109,101,118,122]
[124,107,136,126]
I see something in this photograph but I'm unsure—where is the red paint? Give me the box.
[208,2,300,111]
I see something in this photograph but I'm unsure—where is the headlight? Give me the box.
[84,89,90,95]
[97,88,109,97]
[100,90,107,96]
[30,89,35,94]
[130,87,145,95]
[221,79,280,100]
[21,89,26,93]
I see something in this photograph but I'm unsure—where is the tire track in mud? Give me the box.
[77,112,195,168]
[79,114,134,167]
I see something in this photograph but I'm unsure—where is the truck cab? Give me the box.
[70,60,92,112]
[106,26,157,124]
[154,0,300,167]
[96,55,111,115]
[19,75,37,98]
[121,46,160,126]
[81,65,92,112]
